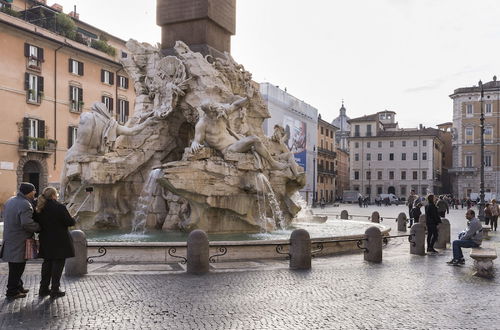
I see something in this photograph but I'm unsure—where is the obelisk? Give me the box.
[157,0,236,58]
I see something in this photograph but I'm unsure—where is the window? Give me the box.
[466,104,473,116]
[413,171,418,180]
[330,131,333,138]
[321,127,324,135]
[117,99,129,124]
[366,171,371,180]
[22,118,45,150]
[465,155,473,168]
[354,153,359,161]
[325,129,329,137]
[485,154,492,167]
[413,140,418,147]
[389,171,394,180]
[401,171,406,180]
[354,171,359,180]
[69,59,84,76]
[354,125,360,137]
[377,186,383,195]
[355,142,359,148]
[377,171,382,180]
[69,86,83,112]
[422,171,427,180]
[68,126,78,149]
[422,140,427,147]
[465,127,473,144]
[25,73,44,103]
[101,69,114,85]
[366,124,372,137]
[390,141,394,147]
[401,186,407,197]
[485,103,492,115]
[413,153,418,160]
[378,141,382,148]
[320,140,324,148]
[401,153,406,161]
[24,43,44,70]
[377,153,382,161]
[366,153,371,161]
[421,186,428,195]
[367,142,371,148]
[484,127,493,143]
[121,51,128,58]
[102,96,114,112]
[402,141,406,147]
[389,153,394,161]
[422,152,427,160]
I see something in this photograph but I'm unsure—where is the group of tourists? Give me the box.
[406,190,486,266]
[0,183,75,300]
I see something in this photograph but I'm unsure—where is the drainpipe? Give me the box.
[54,44,64,170]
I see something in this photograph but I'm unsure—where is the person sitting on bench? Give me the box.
[447,209,483,266]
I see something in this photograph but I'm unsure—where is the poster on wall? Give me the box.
[283,116,307,170]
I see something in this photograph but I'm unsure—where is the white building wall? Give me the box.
[259,83,318,202]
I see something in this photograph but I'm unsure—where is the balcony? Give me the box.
[19,136,56,154]
[448,167,477,174]
[317,148,337,158]
[318,167,337,176]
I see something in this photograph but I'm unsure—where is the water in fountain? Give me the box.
[254,173,286,231]
[292,192,327,223]
[131,169,162,233]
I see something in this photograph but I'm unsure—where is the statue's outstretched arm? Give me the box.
[116,116,157,136]
[227,96,248,114]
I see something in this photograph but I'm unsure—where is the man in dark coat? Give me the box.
[425,194,442,253]
[1,183,40,299]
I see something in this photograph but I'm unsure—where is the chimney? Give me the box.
[69,11,80,20]
[51,3,63,12]
[419,124,423,130]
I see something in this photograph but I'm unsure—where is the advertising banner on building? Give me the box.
[283,116,307,170]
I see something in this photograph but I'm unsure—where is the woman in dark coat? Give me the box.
[425,194,441,253]
[34,187,75,298]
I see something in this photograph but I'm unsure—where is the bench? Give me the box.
[470,247,497,278]
[482,225,491,240]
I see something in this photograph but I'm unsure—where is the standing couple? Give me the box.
[1,183,75,299]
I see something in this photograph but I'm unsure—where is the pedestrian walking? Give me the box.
[425,194,441,253]
[0,183,40,299]
[436,196,449,218]
[408,202,422,228]
[489,199,499,231]
[484,203,492,226]
[406,190,417,219]
[34,187,76,298]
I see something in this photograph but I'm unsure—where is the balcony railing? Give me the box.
[318,167,337,176]
[19,136,56,153]
[448,167,477,174]
[317,148,337,158]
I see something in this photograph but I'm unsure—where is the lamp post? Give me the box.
[478,80,485,222]
[312,145,316,207]
[368,162,371,202]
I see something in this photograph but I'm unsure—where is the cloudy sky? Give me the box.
[53,0,499,127]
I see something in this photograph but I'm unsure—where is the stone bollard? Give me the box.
[364,226,382,263]
[65,230,88,276]
[289,229,311,270]
[410,223,426,256]
[397,212,407,232]
[371,211,380,223]
[418,214,427,231]
[435,219,450,249]
[187,229,209,275]
[340,210,349,220]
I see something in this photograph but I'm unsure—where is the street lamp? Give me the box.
[368,162,371,202]
[478,80,485,222]
[312,145,316,207]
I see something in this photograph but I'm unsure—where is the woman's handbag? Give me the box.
[25,237,39,259]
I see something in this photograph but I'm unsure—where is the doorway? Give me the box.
[22,160,41,196]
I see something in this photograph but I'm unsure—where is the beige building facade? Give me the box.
[348,111,451,200]
[449,78,500,199]
[316,115,337,203]
[0,0,135,204]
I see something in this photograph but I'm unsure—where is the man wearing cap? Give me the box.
[0,183,40,299]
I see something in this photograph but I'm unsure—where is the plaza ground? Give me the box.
[0,204,498,329]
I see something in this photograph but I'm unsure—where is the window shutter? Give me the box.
[38,120,45,138]
[38,76,44,92]
[101,95,105,103]
[69,59,73,73]
[101,69,105,82]
[110,97,114,111]
[24,43,30,57]
[78,61,84,76]
[38,47,44,61]
[124,77,129,89]
[24,73,30,90]
[69,86,73,102]
[125,101,129,121]
[68,126,73,148]
[22,118,30,149]
[78,88,83,103]
[109,72,114,85]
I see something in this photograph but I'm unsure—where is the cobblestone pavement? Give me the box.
[1,205,499,329]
